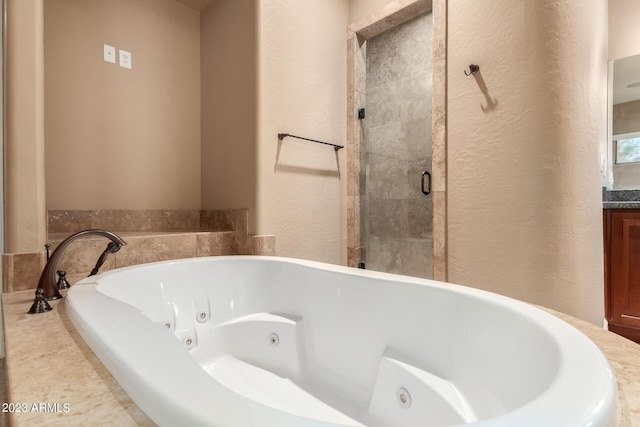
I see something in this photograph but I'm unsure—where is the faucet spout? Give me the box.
[28,229,126,314]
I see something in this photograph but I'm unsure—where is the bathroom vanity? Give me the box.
[603,190,640,343]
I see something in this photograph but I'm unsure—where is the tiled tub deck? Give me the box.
[3,209,275,293]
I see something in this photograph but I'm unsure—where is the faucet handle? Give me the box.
[56,270,70,290]
[28,288,53,314]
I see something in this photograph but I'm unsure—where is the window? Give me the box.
[616,136,640,164]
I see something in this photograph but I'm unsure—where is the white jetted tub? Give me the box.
[66,256,617,427]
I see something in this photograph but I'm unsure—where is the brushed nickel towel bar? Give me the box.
[278,133,344,151]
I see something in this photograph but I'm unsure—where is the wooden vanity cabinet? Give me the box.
[604,209,640,343]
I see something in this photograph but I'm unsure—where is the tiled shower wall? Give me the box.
[363,12,433,278]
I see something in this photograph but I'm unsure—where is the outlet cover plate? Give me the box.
[119,49,132,69]
[103,44,116,63]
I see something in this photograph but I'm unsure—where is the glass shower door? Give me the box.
[361,12,433,279]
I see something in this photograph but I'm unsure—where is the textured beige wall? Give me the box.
[200,0,257,233]
[448,0,607,324]
[349,0,396,23]
[174,0,213,12]
[256,0,348,263]
[609,0,640,61]
[6,0,47,252]
[44,0,201,210]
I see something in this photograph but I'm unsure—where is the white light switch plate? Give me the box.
[103,44,116,63]
[119,49,132,69]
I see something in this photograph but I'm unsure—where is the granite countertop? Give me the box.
[603,201,640,209]
[3,289,640,426]
[604,189,640,209]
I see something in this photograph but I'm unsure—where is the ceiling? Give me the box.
[613,53,640,105]
[173,0,214,12]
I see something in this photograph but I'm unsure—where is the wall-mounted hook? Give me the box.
[464,64,480,76]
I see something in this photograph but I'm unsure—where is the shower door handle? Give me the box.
[421,170,431,196]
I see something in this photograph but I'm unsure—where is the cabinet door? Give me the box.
[610,211,640,329]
